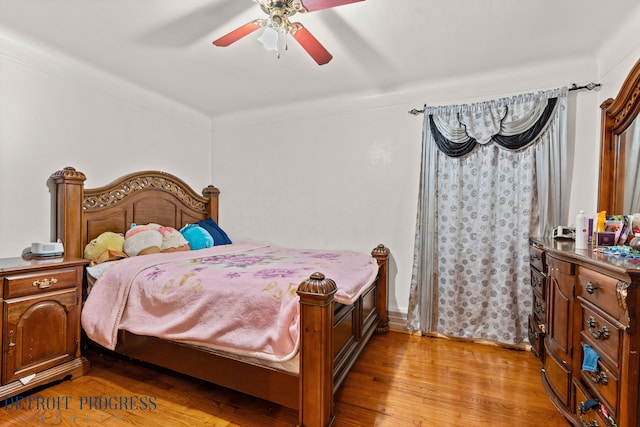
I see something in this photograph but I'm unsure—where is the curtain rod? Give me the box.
[407,82,601,115]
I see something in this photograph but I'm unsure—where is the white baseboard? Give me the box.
[388,310,408,332]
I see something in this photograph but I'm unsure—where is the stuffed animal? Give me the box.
[147,223,190,252]
[179,224,213,250]
[84,231,125,260]
[124,224,163,257]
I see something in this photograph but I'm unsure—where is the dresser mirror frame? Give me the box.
[598,57,640,214]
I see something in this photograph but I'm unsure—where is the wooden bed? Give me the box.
[51,166,390,427]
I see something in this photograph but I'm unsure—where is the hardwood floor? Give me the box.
[0,332,568,426]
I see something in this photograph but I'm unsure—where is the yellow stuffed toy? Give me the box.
[84,231,126,263]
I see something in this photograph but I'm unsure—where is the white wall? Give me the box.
[568,4,640,226]
[0,33,212,258]
[212,19,640,317]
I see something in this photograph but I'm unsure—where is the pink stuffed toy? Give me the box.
[147,223,190,252]
[123,224,163,257]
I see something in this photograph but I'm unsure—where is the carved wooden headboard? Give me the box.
[51,167,220,259]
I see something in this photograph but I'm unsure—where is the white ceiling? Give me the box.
[0,0,639,118]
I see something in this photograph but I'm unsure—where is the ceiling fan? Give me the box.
[212,0,365,65]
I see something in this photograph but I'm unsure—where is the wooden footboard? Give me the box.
[51,167,390,427]
[297,246,389,427]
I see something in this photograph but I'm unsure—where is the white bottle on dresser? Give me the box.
[575,210,588,250]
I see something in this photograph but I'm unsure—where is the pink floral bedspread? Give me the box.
[81,241,379,362]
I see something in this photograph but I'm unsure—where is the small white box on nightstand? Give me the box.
[31,241,64,256]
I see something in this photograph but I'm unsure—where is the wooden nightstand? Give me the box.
[0,256,89,399]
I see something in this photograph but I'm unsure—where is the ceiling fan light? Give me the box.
[257,25,288,58]
[257,26,279,51]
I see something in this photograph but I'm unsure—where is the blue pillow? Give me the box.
[179,224,213,250]
[197,218,232,246]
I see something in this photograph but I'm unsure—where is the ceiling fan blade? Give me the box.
[213,21,264,47]
[291,24,333,65]
[298,0,364,13]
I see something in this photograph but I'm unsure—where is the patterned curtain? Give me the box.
[408,88,568,345]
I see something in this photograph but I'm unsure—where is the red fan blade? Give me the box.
[291,24,332,65]
[299,0,364,13]
[213,21,263,47]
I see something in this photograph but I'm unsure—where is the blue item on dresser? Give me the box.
[582,343,600,372]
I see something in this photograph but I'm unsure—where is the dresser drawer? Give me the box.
[530,267,546,299]
[577,266,628,324]
[2,267,78,298]
[574,379,616,427]
[547,256,573,275]
[581,304,622,370]
[528,315,544,360]
[580,354,618,418]
[529,244,545,272]
[544,348,571,406]
[533,291,546,323]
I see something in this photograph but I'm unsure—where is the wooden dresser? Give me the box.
[531,238,640,427]
[0,256,89,399]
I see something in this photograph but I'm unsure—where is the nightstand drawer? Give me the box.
[3,267,78,298]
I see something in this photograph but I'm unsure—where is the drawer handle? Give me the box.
[32,277,58,289]
[7,330,15,356]
[589,370,609,386]
[528,323,547,340]
[528,324,538,340]
[587,316,610,340]
[531,275,541,287]
[586,281,598,294]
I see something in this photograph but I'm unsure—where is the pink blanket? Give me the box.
[81,242,379,362]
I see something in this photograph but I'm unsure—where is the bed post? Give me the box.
[372,244,390,333]
[201,185,220,222]
[51,167,86,259]
[297,272,337,427]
